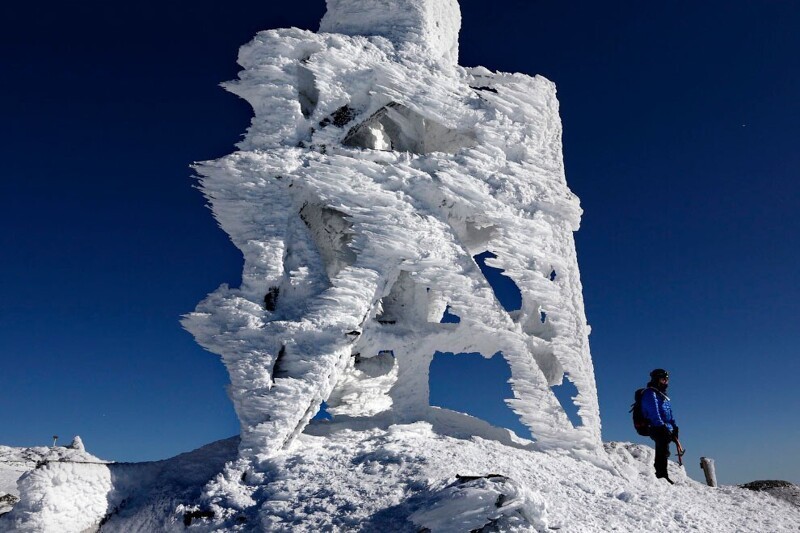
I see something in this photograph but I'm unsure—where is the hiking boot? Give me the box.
[655,473,674,484]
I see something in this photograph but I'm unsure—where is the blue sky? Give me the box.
[2,1,798,485]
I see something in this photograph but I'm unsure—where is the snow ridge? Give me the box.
[4,432,800,531]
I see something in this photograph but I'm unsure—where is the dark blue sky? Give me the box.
[2,1,798,485]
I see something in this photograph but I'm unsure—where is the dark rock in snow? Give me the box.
[741,480,794,491]
[740,480,800,507]
[320,105,357,128]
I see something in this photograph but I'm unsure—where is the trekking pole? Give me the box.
[673,436,685,467]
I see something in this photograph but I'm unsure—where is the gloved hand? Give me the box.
[672,426,679,439]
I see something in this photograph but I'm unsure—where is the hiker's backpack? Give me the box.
[630,388,650,436]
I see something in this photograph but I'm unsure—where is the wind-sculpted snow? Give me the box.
[320,0,462,65]
[184,0,599,461]
[183,0,600,497]
[409,473,549,531]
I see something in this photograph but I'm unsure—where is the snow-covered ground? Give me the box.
[2,415,798,531]
[0,441,104,517]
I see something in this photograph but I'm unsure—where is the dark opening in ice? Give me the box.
[264,286,280,311]
[429,351,528,438]
[272,345,288,381]
[551,374,582,428]
[440,305,461,323]
[312,401,333,421]
[473,251,522,312]
[319,105,357,128]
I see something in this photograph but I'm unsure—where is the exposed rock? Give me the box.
[740,480,800,507]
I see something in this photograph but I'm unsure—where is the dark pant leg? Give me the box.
[649,432,672,478]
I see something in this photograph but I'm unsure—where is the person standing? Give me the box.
[641,368,678,483]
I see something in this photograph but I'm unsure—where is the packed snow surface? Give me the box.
[3,422,799,531]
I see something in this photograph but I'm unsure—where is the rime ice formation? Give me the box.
[319,0,461,64]
[183,0,601,470]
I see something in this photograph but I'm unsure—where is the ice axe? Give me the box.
[673,436,685,466]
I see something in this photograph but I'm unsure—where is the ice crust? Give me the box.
[181,0,601,484]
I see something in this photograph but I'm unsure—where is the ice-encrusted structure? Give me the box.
[183,0,601,469]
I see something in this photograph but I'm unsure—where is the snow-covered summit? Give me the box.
[3,427,799,531]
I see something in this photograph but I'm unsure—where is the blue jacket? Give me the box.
[641,387,676,432]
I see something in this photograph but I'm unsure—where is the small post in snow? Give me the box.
[700,457,717,487]
[51,435,59,447]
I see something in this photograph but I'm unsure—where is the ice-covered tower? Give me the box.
[184,0,601,465]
